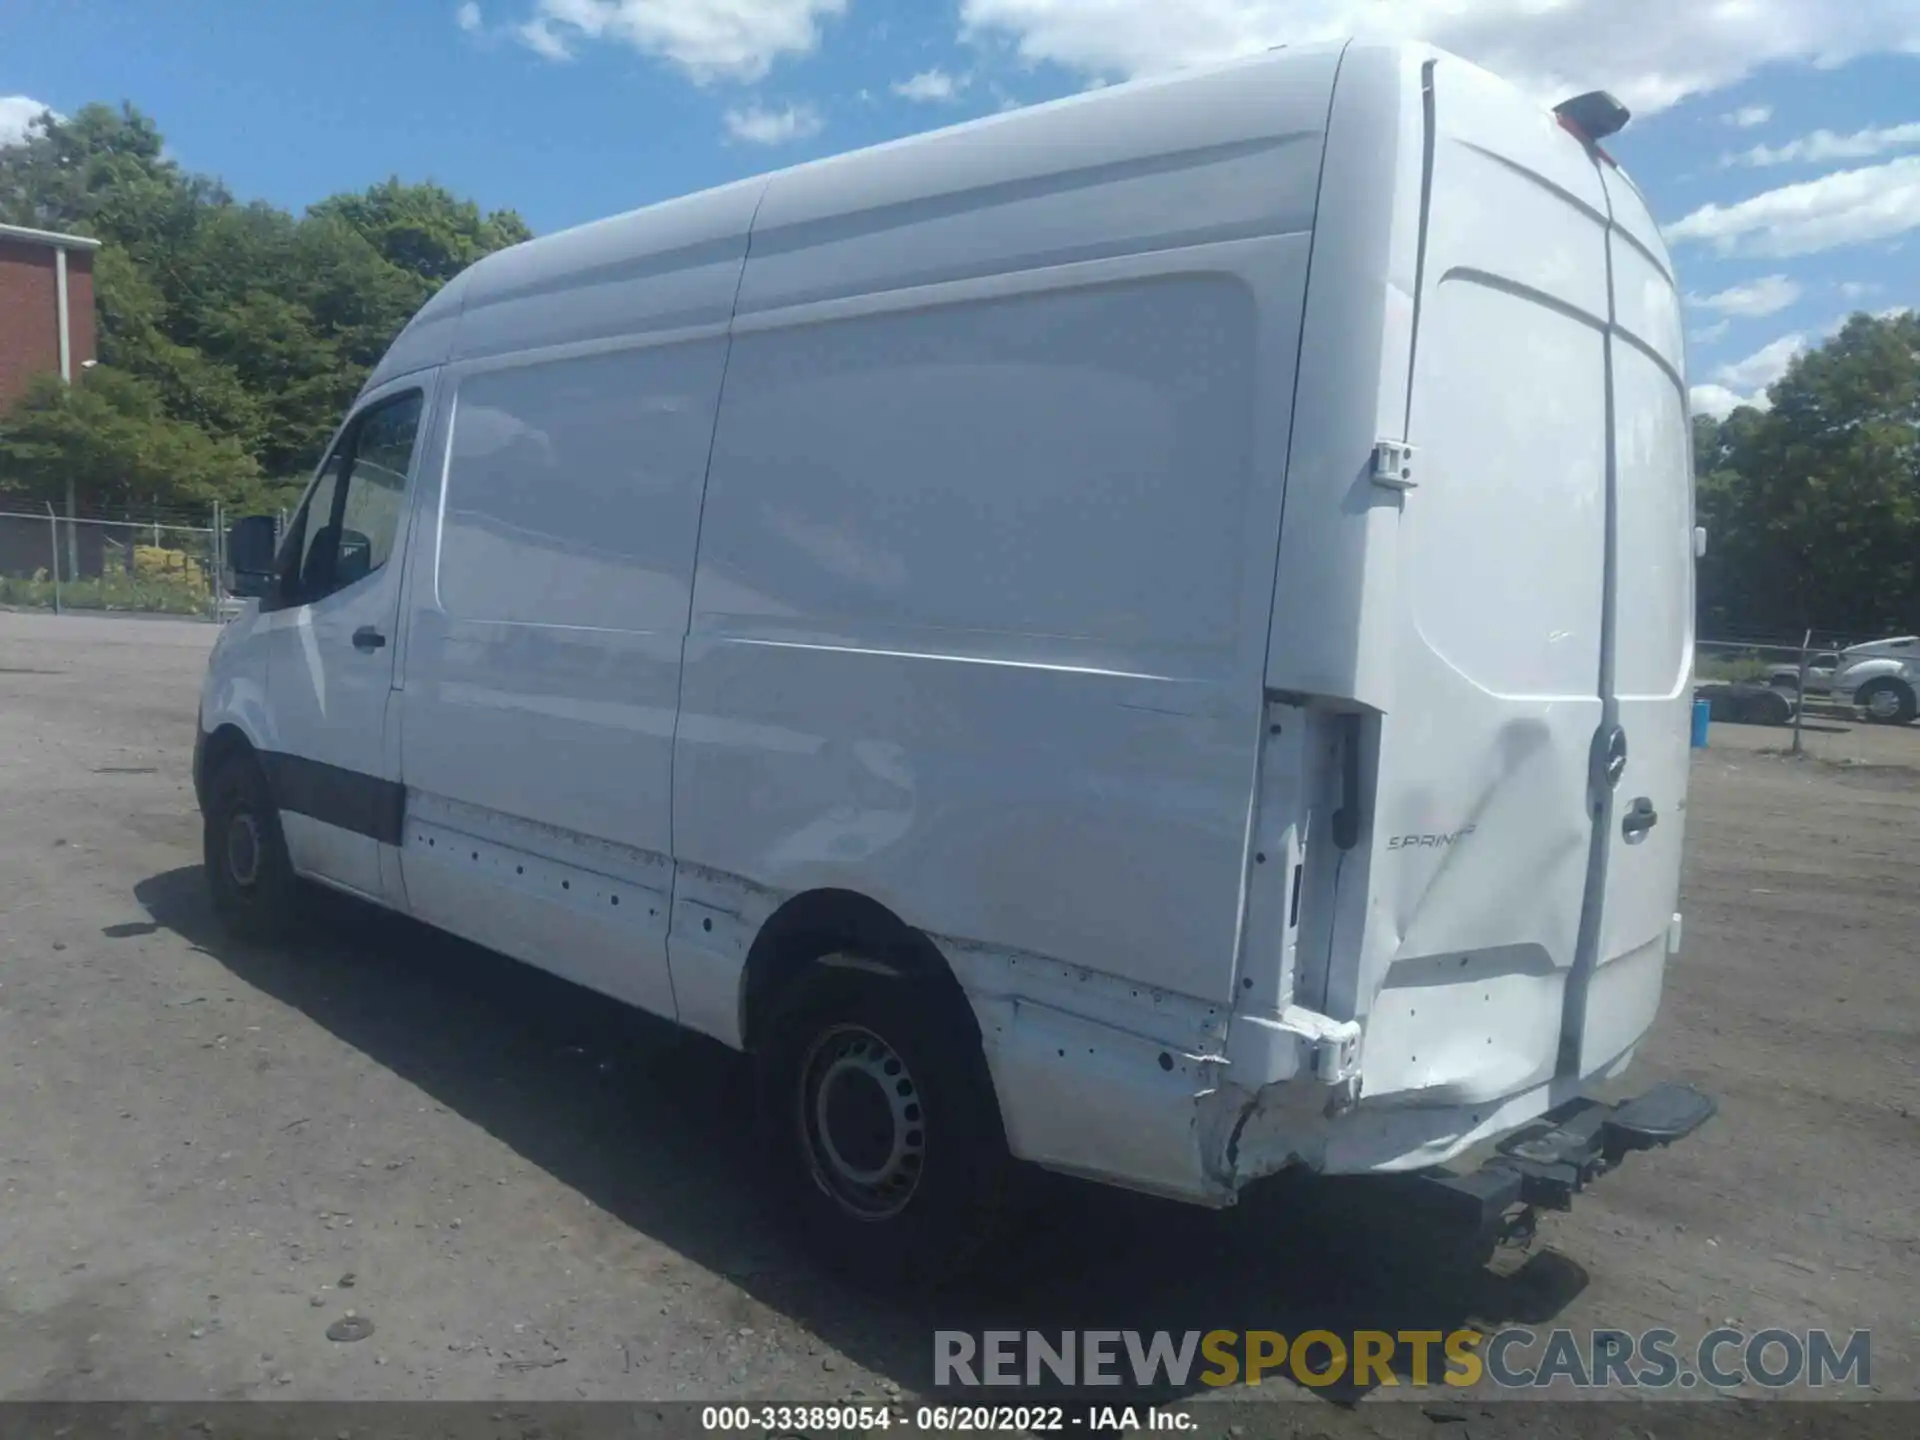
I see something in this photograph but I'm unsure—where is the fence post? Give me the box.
[63,488,78,582]
[45,502,62,615]
[1791,628,1813,756]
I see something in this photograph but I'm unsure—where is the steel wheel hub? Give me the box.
[226,811,263,889]
[1866,688,1901,719]
[798,1023,925,1219]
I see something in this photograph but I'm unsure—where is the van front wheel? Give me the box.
[1857,677,1917,725]
[758,962,1012,1286]
[203,753,300,941]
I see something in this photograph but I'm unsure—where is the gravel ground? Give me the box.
[1,609,1915,1428]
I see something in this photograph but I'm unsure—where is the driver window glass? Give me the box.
[287,454,345,602]
[338,393,423,587]
[275,390,422,606]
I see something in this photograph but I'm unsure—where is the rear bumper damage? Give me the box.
[975,976,1714,1215]
[1416,1081,1717,1239]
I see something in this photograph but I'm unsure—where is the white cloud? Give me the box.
[1839,280,1882,299]
[958,0,1920,117]
[516,0,846,82]
[892,68,965,102]
[457,1,484,32]
[0,95,61,147]
[1668,155,1920,258]
[1730,120,1920,167]
[1687,274,1802,319]
[1690,320,1730,344]
[1689,383,1749,419]
[517,17,573,58]
[1688,310,1912,416]
[1723,104,1772,128]
[1716,332,1808,392]
[1693,331,1811,413]
[723,102,823,144]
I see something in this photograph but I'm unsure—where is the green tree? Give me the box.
[91,244,268,452]
[309,176,531,284]
[1694,311,1920,637]
[0,105,531,510]
[0,102,185,238]
[0,368,263,515]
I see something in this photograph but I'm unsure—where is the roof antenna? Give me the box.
[1553,91,1631,143]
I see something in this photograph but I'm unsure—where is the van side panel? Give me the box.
[394,183,761,1022]
[677,254,1306,1034]
[670,53,1339,1096]
[1264,41,1426,712]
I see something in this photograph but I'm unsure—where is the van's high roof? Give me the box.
[367,38,1620,394]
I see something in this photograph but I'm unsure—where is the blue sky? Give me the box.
[3,0,1916,418]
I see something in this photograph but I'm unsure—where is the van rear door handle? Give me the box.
[352,626,387,652]
[1621,797,1657,843]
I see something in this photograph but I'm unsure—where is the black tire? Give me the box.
[757,960,1013,1287]
[1856,677,1918,726]
[202,751,301,940]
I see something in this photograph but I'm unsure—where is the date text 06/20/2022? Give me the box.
[702,1406,1198,1433]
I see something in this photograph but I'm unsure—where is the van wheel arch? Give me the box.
[201,738,302,940]
[739,888,972,1054]
[197,724,258,812]
[743,892,1015,1284]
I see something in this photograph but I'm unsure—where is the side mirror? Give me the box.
[225,515,278,599]
[335,529,373,588]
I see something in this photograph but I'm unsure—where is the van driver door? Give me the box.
[259,378,432,903]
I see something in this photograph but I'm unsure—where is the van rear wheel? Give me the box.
[758,961,1012,1287]
[203,753,300,941]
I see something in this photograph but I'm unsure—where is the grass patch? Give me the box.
[1697,654,1777,683]
[0,571,210,615]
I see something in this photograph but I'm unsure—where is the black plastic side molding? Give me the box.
[262,751,406,846]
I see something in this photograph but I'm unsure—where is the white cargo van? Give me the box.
[198,39,1713,1280]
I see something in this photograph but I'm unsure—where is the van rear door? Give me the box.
[1567,162,1693,1073]
[1353,56,1679,1108]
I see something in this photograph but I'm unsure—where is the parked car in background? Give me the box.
[1769,637,1919,725]
[1767,652,1840,697]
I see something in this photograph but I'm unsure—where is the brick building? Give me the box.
[1,222,102,583]
[0,221,100,410]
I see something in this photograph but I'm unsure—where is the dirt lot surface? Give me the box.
[2,610,1916,1432]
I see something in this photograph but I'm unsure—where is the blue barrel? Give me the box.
[1690,698,1711,748]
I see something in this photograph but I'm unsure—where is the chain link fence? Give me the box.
[0,508,229,619]
[1696,632,1920,765]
